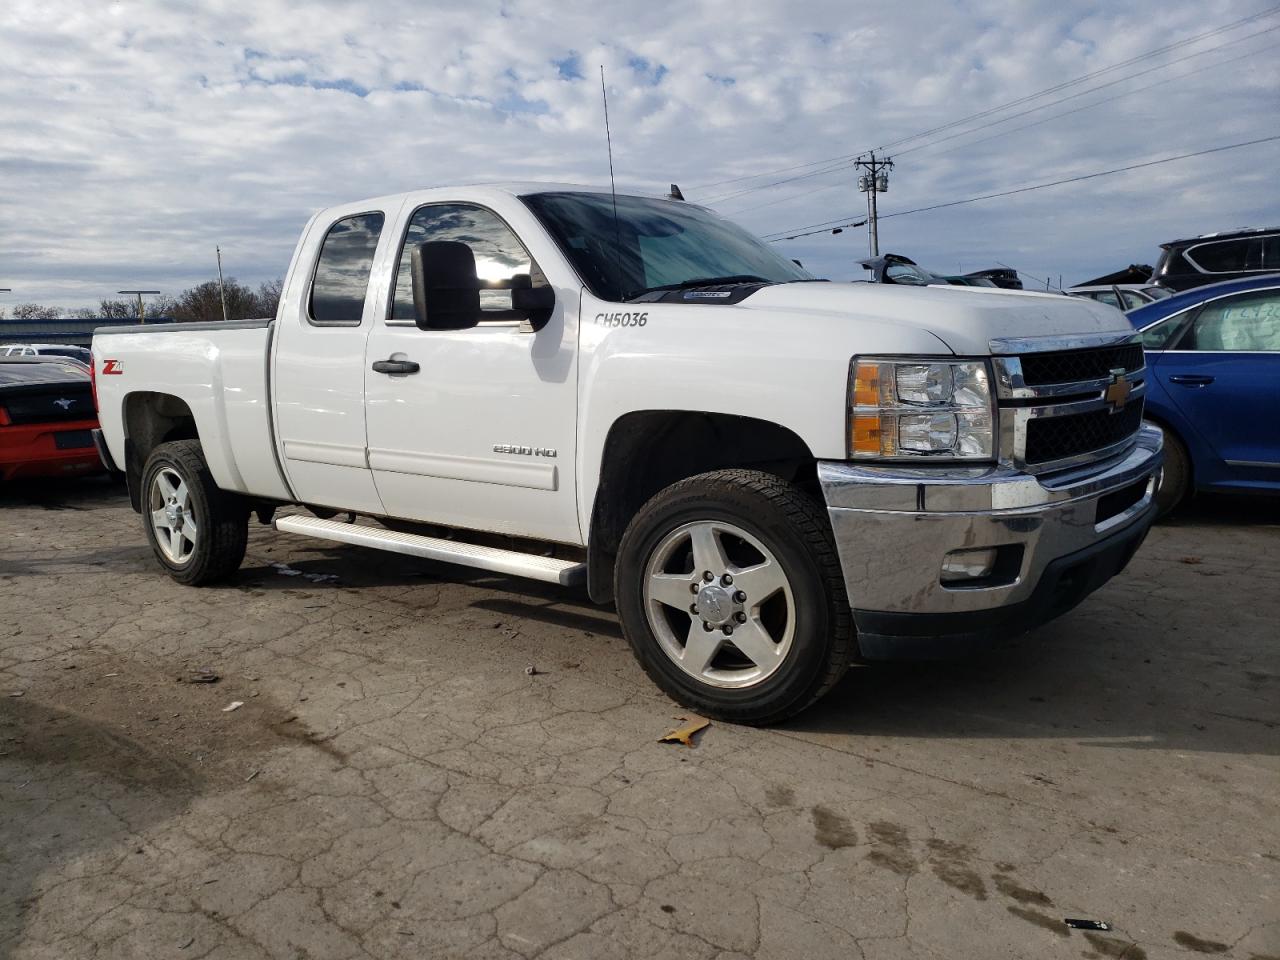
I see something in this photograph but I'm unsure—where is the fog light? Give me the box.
[940,548,998,582]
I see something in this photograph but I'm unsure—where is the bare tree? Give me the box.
[68,307,97,319]
[170,278,264,323]
[12,303,60,319]
[98,298,142,319]
[257,277,284,319]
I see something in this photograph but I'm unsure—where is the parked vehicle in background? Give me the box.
[0,356,102,481]
[860,254,998,287]
[0,343,93,364]
[1068,284,1173,311]
[92,183,1162,723]
[1128,274,1280,514]
[1151,227,1280,292]
[963,268,1022,290]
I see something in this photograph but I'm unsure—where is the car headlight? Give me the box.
[849,358,995,460]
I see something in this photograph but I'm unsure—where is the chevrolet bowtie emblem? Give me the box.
[1104,368,1132,412]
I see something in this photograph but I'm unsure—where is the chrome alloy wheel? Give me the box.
[149,467,198,564]
[642,520,795,689]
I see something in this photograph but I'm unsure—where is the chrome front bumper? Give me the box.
[819,425,1164,657]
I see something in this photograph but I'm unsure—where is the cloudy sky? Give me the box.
[2,0,1277,311]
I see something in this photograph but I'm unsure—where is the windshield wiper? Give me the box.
[624,275,773,301]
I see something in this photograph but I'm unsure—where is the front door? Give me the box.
[362,202,581,544]
[1155,286,1280,474]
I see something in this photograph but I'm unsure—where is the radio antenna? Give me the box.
[600,64,625,299]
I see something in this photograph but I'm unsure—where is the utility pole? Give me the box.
[216,246,230,323]
[118,289,160,324]
[855,152,894,257]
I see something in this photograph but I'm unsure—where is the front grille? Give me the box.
[1025,401,1144,464]
[1019,343,1144,386]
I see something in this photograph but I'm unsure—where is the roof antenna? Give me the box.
[600,64,625,299]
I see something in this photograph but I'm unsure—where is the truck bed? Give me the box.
[92,318,291,501]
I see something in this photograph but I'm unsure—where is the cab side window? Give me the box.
[309,212,385,326]
[390,204,544,322]
[1177,291,1280,352]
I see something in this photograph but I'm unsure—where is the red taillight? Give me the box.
[90,350,99,412]
[0,406,9,427]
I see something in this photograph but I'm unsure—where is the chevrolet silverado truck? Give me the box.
[91,184,1163,723]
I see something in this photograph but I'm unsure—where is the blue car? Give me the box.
[1127,274,1280,514]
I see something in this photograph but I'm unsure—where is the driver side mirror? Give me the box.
[411,241,481,331]
[508,274,555,331]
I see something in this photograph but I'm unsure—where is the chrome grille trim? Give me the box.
[991,334,1147,475]
[988,330,1139,355]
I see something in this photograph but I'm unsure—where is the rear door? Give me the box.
[1155,286,1280,478]
[272,203,401,513]
[362,201,581,543]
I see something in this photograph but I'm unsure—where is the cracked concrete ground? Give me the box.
[1,476,1277,960]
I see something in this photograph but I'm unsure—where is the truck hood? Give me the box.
[740,282,1132,354]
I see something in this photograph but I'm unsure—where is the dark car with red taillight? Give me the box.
[0,356,102,481]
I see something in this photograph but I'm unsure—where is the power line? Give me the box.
[709,18,1280,207]
[689,3,1280,199]
[899,37,1280,162]
[723,32,1280,222]
[764,134,1280,241]
[892,21,1280,159]
[874,4,1280,152]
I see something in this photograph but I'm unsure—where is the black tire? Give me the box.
[614,469,853,725]
[140,440,248,585]
[1154,425,1191,518]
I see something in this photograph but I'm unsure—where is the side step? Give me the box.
[273,514,586,587]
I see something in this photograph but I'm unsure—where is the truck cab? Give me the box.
[92,183,1163,723]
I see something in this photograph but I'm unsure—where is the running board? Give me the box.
[273,514,586,587]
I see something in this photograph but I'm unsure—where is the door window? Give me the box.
[1175,291,1280,351]
[1185,238,1255,274]
[1119,290,1148,310]
[390,204,542,322]
[1139,314,1193,350]
[309,212,386,326]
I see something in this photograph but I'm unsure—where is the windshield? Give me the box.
[521,192,811,301]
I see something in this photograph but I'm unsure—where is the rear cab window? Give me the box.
[309,212,386,326]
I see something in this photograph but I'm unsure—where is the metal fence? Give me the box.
[0,316,176,348]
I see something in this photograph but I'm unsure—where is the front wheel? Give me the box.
[1153,425,1191,518]
[141,440,248,585]
[615,469,853,725]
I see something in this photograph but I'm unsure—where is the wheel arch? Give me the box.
[121,392,200,511]
[585,410,819,604]
[1143,411,1195,489]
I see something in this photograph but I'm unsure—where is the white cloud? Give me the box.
[1,0,1276,309]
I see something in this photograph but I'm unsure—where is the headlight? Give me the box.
[849,358,995,460]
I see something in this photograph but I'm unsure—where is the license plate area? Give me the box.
[54,430,95,450]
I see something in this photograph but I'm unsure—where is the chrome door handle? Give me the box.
[1168,374,1214,387]
[371,359,420,375]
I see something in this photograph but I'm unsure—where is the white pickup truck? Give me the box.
[92,183,1163,723]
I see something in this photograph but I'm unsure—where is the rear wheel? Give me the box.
[1154,425,1191,518]
[615,469,852,725]
[141,440,248,584]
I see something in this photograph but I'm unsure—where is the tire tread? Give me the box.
[142,440,247,585]
[617,468,853,725]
